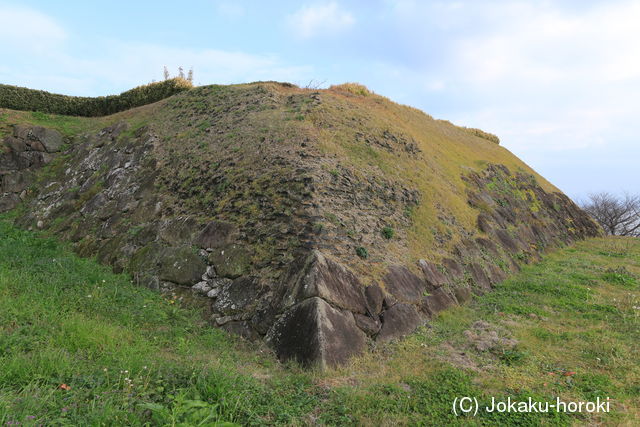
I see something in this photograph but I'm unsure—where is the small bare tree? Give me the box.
[163,66,170,80]
[187,67,193,83]
[178,66,185,79]
[580,192,640,236]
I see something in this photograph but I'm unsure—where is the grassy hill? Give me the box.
[1,211,637,425]
[1,82,572,281]
[0,81,602,367]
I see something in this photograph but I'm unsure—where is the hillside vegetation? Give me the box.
[2,82,565,280]
[1,81,601,367]
[0,78,192,117]
[0,213,637,425]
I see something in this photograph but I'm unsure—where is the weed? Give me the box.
[355,246,369,259]
[382,226,395,239]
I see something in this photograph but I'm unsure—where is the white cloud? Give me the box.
[287,2,355,39]
[450,1,640,87]
[382,0,640,157]
[1,41,313,96]
[0,5,311,96]
[0,5,67,53]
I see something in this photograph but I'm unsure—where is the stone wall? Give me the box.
[1,123,601,369]
[1,125,64,211]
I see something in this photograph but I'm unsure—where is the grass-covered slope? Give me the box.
[1,81,602,367]
[3,81,588,283]
[1,215,637,425]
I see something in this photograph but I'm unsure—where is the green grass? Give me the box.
[0,215,638,425]
[0,108,95,141]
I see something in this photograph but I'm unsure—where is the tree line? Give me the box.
[580,192,640,237]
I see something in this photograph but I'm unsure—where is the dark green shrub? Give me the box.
[355,246,368,259]
[382,226,394,239]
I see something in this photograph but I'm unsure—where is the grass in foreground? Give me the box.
[0,215,638,425]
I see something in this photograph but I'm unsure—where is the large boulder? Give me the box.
[208,243,252,279]
[195,221,239,249]
[158,247,207,285]
[383,265,428,304]
[420,287,457,316]
[14,125,64,153]
[364,283,385,315]
[1,171,33,193]
[212,276,264,316]
[283,251,368,314]
[266,297,366,368]
[377,303,424,342]
[418,259,449,288]
[0,194,21,212]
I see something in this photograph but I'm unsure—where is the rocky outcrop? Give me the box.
[266,297,366,369]
[1,125,64,211]
[0,83,602,369]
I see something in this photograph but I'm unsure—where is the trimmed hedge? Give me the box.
[0,78,193,117]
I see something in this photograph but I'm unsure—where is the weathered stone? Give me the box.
[192,281,211,295]
[493,229,521,253]
[516,225,537,245]
[214,315,233,326]
[453,286,473,304]
[195,221,239,249]
[383,265,427,304]
[210,277,232,288]
[354,313,381,336]
[207,244,251,279]
[15,151,51,169]
[212,276,263,316]
[485,263,507,285]
[364,283,385,315]
[14,125,64,153]
[1,171,33,193]
[3,136,27,153]
[468,263,492,292]
[477,212,493,233]
[382,292,398,310]
[250,304,278,336]
[158,246,207,285]
[0,152,18,173]
[418,259,449,289]
[221,321,258,340]
[205,265,216,278]
[475,237,500,256]
[442,258,464,281]
[377,303,423,342]
[288,251,368,314]
[455,239,483,260]
[2,87,604,370]
[158,216,198,246]
[0,194,21,212]
[420,287,457,317]
[266,297,366,368]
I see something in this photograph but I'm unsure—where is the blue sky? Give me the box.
[1,0,638,201]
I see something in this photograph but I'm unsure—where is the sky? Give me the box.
[1,0,638,201]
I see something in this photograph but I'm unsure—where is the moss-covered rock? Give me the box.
[208,244,251,279]
[158,246,206,286]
